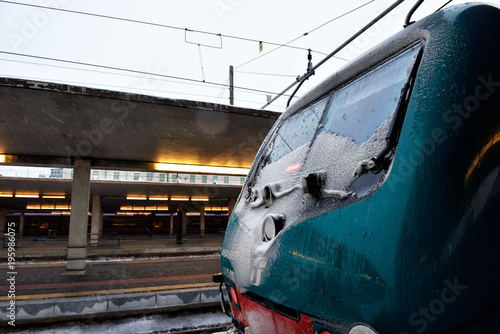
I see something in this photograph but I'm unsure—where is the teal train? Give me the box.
[214,3,500,333]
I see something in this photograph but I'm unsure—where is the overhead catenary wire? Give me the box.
[0,72,227,101]
[0,56,286,103]
[0,0,386,108]
[234,0,375,70]
[0,0,374,69]
[436,0,453,12]
[262,0,407,109]
[0,65,279,107]
[215,77,229,104]
[0,50,295,98]
[0,57,229,93]
[0,0,326,57]
[235,71,298,78]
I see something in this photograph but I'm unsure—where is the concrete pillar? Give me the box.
[98,210,104,236]
[200,205,205,238]
[169,212,174,235]
[176,208,184,244]
[182,209,187,238]
[19,211,25,236]
[66,159,91,275]
[0,208,6,236]
[90,195,102,246]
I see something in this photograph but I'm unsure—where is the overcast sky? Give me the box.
[0,0,492,112]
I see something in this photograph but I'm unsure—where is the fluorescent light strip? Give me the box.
[27,203,71,210]
[0,154,14,163]
[51,211,71,215]
[191,197,209,201]
[207,206,229,211]
[170,197,189,201]
[120,205,169,211]
[126,196,147,200]
[15,194,39,198]
[42,195,66,199]
[149,196,169,201]
[155,163,250,176]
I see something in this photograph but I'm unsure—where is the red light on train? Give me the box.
[229,286,240,308]
[285,162,301,172]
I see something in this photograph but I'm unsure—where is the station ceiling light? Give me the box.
[126,195,147,200]
[120,204,169,211]
[155,163,250,176]
[42,195,66,199]
[27,203,71,210]
[15,193,39,198]
[207,206,229,211]
[51,211,71,215]
[149,196,169,201]
[0,154,15,163]
[191,196,209,201]
[170,196,190,201]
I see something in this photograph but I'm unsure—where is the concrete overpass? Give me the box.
[0,77,280,274]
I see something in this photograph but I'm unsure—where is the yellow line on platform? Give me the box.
[0,282,219,301]
[8,256,219,269]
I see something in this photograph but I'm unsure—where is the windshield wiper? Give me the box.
[249,183,302,208]
[370,47,423,172]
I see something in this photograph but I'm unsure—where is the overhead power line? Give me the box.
[0,0,376,107]
[0,50,294,97]
[235,71,297,78]
[262,0,406,109]
[0,0,326,56]
[234,0,375,69]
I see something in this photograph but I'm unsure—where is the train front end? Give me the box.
[217,3,500,333]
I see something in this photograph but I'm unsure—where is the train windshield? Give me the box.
[253,44,422,199]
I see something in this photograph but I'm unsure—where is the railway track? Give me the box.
[158,324,232,333]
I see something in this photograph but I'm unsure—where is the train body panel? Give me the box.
[220,4,500,333]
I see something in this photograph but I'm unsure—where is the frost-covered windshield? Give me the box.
[254,44,421,197]
[264,98,327,166]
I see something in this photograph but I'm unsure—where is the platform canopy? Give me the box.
[0,77,279,170]
[0,77,280,211]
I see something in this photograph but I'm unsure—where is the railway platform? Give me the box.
[0,234,227,327]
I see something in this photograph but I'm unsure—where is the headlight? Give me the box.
[262,214,285,241]
[348,324,378,334]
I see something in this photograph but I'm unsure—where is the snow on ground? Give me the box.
[9,310,231,334]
